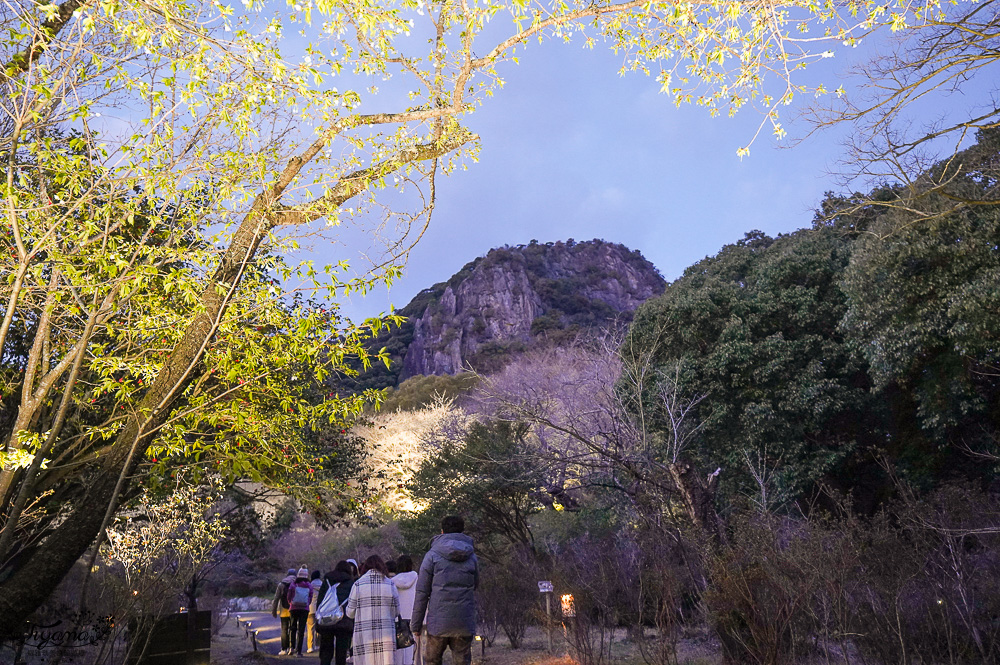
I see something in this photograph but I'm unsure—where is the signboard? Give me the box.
[537,581,553,593]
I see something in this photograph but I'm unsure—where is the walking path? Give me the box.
[233,612,321,660]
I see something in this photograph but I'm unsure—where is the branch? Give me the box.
[2,0,94,78]
[273,130,477,226]
[471,0,646,68]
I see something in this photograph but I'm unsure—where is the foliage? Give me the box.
[477,547,539,648]
[704,485,1000,665]
[705,514,828,665]
[264,515,405,576]
[626,226,884,505]
[466,340,531,375]
[0,0,977,633]
[404,419,545,560]
[625,127,1000,506]
[0,225,382,553]
[104,481,225,581]
[474,343,638,507]
[476,340,729,542]
[837,164,1000,485]
[554,529,642,665]
[214,488,291,562]
[350,396,470,514]
[4,481,236,665]
[378,373,479,413]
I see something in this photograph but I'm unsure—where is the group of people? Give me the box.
[270,515,480,665]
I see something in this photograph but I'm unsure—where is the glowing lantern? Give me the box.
[561,594,575,618]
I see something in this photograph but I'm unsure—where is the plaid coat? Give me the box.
[346,570,400,665]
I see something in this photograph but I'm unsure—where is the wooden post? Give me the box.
[537,581,554,654]
[545,592,553,653]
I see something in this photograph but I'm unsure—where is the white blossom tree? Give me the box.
[353,397,471,513]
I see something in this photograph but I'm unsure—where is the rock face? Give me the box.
[397,239,665,379]
[226,596,272,612]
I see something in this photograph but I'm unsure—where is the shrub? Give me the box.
[703,484,1000,665]
[477,547,539,648]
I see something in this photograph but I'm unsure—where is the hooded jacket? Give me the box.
[392,570,419,620]
[410,533,479,636]
[272,572,297,616]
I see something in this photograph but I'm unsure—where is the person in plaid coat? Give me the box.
[347,555,400,665]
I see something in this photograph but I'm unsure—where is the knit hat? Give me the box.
[287,568,296,576]
[297,566,309,578]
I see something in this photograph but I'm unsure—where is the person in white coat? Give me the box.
[392,556,419,665]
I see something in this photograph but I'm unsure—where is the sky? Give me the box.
[291,33,866,324]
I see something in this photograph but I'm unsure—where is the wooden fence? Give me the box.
[129,610,210,665]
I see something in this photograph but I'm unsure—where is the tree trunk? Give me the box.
[0,206,272,639]
[667,462,726,546]
[186,574,199,612]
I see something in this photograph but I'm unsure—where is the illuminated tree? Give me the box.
[102,480,228,613]
[351,397,469,513]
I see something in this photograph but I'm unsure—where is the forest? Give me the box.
[4,101,1000,665]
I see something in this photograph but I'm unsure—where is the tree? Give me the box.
[101,480,228,612]
[405,419,545,560]
[0,0,946,636]
[477,341,726,543]
[624,227,886,509]
[377,373,479,413]
[626,130,1000,507]
[803,1,1000,213]
[836,133,1000,486]
[350,396,470,514]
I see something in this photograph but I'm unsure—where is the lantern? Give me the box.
[561,594,576,618]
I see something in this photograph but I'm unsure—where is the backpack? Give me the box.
[315,583,348,626]
[279,581,291,609]
[291,583,311,606]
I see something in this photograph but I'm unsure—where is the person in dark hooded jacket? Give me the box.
[410,515,479,665]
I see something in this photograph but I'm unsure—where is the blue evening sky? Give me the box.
[288,34,885,323]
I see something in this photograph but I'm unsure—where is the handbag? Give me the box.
[316,583,348,626]
[395,615,415,649]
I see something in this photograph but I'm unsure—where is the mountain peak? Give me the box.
[396,239,664,380]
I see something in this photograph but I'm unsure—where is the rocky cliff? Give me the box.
[350,239,665,389]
